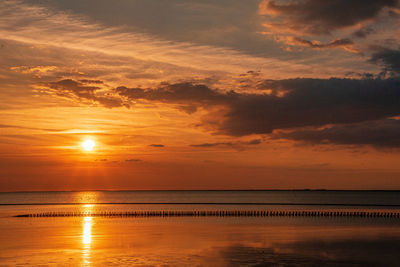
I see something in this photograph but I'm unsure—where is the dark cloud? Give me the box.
[247,139,262,145]
[93,96,126,109]
[190,139,261,148]
[191,142,233,148]
[345,72,375,79]
[44,79,125,108]
[78,79,104,84]
[149,144,164,147]
[116,82,228,105]
[274,119,400,148]
[116,78,400,138]
[352,27,375,38]
[125,158,142,162]
[218,78,400,136]
[260,0,398,35]
[176,105,198,114]
[47,79,100,93]
[370,48,400,76]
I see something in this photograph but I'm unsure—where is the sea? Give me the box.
[0,190,399,266]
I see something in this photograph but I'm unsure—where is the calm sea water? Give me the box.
[1,190,400,206]
[1,191,399,266]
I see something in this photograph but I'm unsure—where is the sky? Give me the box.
[1,0,400,191]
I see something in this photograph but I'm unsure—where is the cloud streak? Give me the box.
[149,144,165,147]
[282,37,361,54]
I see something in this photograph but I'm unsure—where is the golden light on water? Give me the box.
[82,216,93,266]
[82,217,93,245]
[82,139,96,152]
[74,192,99,204]
[80,192,96,266]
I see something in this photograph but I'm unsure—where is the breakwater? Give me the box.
[14,209,400,218]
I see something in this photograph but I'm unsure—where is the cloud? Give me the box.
[125,158,142,162]
[176,105,198,114]
[284,37,361,54]
[10,65,58,78]
[217,78,400,136]
[370,48,400,76]
[0,124,70,133]
[274,119,400,148]
[41,79,125,108]
[47,79,101,93]
[246,139,262,145]
[117,78,400,137]
[78,79,104,84]
[260,0,398,35]
[0,0,310,76]
[116,82,227,105]
[190,139,261,148]
[191,142,234,148]
[149,144,165,147]
[35,0,283,58]
[352,27,375,38]
[259,0,399,54]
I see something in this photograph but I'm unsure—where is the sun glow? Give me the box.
[82,139,96,151]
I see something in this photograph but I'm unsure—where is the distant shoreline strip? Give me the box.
[14,210,400,218]
[2,202,400,207]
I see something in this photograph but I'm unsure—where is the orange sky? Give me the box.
[1,0,400,191]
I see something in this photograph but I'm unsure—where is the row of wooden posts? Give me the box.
[15,210,400,218]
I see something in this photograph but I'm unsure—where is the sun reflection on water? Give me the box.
[76,193,97,266]
[83,217,93,245]
[74,191,99,204]
[82,216,93,266]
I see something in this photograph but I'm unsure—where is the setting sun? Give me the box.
[82,139,96,152]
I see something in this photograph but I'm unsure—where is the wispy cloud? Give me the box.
[283,37,361,54]
[0,0,313,76]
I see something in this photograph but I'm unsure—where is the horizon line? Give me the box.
[2,189,400,193]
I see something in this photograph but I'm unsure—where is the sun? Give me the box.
[82,139,96,152]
